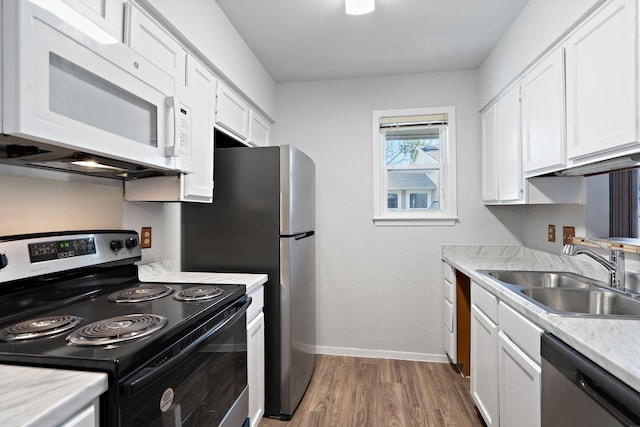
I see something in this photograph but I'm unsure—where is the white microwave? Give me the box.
[0,0,192,177]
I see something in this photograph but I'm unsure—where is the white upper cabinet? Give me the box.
[125,3,187,85]
[482,84,523,203]
[248,111,270,147]
[521,48,566,177]
[481,104,499,202]
[123,7,216,202]
[216,82,250,141]
[565,0,638,164]
[181,56,216,201]
[60,0,124,40]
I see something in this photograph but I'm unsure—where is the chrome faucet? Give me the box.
[562,243,625,289]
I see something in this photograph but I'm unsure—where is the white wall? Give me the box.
[273,71,524,360]
[478,0,602,108]
[144,0,277,119]
[123,202,181,265]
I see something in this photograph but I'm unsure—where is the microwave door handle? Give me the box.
[165,96,178,157]
[120,296,251,396]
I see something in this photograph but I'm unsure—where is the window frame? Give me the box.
[372,106,458,226]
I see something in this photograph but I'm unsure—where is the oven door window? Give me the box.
[120,311,248,427]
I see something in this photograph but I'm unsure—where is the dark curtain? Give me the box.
[609,169,638,238]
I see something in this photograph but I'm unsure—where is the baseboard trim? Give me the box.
[315,346,450,363]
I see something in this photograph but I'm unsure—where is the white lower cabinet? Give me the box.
[247,285,265,427]
[443,262,456,362]
[471,304,499,427]
[471,282,542,427]
[497,331,541,427]
[61,399,99,427]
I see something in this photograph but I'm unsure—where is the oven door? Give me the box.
[2,0,189,172]
[119,297,250,427]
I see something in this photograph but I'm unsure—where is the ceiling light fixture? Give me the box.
[345,0,375,15]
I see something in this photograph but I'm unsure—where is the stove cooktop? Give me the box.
[0,281,246,376]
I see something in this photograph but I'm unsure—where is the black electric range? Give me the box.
[0,230,250,427]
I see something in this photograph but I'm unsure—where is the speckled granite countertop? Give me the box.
[0,365,107,427]
[442,245,640,393]
[137,260,268,293]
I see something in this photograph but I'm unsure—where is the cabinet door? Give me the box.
[60,0,124,40]
[496,85,523,201]
[565,0,638,163]
[216,83,250,140]
[497,331,541,427]
[481,104,499,202]
[471,305,498,427]
[247,312,265,427]
[521,49,566,176]
[61,400,99,427]
[126,3,187,85]
[248,111,270,147]
[181,56,216,202]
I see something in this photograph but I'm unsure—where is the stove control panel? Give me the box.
[0,231,142,283]
[29,237,96,263]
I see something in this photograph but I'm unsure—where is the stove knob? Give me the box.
[0,253,7,270]
[110,240,124,252]
[125,237,138,249]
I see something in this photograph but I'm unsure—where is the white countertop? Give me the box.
[0,365,107,427]
[137,260,268,293]
[442,244,640,393]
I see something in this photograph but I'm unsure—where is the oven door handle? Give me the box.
[121,296,251,396]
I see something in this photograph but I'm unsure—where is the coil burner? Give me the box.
[0,315,83,341]
[174,285,223,301]
[68,314,167,346]
[107,285,175,303]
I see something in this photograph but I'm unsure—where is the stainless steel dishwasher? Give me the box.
[541,333,640,426]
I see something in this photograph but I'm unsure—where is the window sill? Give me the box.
[373,216,458,227]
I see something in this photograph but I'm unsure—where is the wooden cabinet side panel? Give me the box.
[455,270,471,376]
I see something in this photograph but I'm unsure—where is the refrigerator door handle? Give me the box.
[282,231,315,240]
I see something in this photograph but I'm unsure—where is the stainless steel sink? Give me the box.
[520,288,640,317]
[486,270,599,289]
[481,270,640,318]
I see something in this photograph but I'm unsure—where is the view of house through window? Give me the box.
[383,122,445,212]
[372,106,457,226]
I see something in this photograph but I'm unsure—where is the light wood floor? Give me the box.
[259,355,485,427]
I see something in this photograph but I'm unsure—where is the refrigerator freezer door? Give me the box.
[280,146,316,235]
[280,233,316,416]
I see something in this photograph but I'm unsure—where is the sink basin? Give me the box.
[520,288,640,317]
[486,270,598,289]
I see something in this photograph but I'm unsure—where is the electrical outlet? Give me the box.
[141,227,152,249]
[548,224,556,242]
[562,226,575,245]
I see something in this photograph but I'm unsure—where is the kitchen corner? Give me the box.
[442,244,640,393]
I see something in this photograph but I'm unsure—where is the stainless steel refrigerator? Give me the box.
[181,144,316,420]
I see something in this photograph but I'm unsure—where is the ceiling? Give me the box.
[215,0,530,83]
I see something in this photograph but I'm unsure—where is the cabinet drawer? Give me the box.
[471,282,498,323]
[443,262,455,283]
[499,302,543,364]
[444,298,454,332]
[443,278,455,303]
[247,285,264,323]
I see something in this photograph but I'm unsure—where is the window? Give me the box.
[372,106,457,226]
